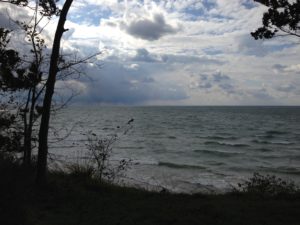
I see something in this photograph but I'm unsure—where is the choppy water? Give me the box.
[49,106,300,193]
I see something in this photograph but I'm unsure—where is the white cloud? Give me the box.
[1,0,300,105]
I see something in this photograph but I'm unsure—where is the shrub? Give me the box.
[0,110,23,155]
[66,162,95,179]
[236,172,299,197]
[86,132,131,182]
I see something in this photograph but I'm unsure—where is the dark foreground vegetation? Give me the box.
[1,156,300,225]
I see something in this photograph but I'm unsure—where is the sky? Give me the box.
[1,0,300,105]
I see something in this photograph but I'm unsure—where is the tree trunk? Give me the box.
[23,129,32,165]
[23,88,31,166]
[24,87,36,166]
[36,0,73,185]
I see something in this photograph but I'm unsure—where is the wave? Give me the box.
[265,130,288,135]
[254,134,274,139]
[158,162,206,170]
[204,135,238,140]
[194,149,241,157]
[259,166,300,175]
[272,141,294,145]
[50,145,76,149]
[253,148,273,152]
[260,154,300,160]
[252,139,294,145]
[167,136,177,139]
[102,127,115,131]
[204,161,226,166]
[252,140,269,144]
[148,132,165,136]
[204,141,249,148]
[119,146,144,150]
[130,159,159,166]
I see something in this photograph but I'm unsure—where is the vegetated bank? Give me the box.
[1,156,300,225]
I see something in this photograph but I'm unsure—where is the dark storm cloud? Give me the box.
[121,13,178,41]
[73,61,187,104]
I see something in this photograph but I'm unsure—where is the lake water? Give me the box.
[49,106,300,193]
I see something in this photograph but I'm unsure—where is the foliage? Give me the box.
[1,0,99,182]
[66,161,95,179]
[0,0,59,17]
[0,23,46,164]
[0,28,25,91]
[236,172,299,196]
[1,1,70,167]
[0,95,23,155]
[0,112,23,154]
[251,0,300,39]
[1,160,300,225]
[86,131,132,182]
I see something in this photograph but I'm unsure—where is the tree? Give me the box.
[0,27,40,164]
[0,1,58,165]
[251,0,300,40]
[1,0,99,183]
[36,0,73,184]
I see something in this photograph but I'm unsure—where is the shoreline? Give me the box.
[1,157,300,225]
[49,154,300,195]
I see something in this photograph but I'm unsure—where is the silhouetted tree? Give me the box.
[36,0,73,184]
[1,0,99,183]
[0,1,58,165]
[0,27,40,164]
[251,0,300,40]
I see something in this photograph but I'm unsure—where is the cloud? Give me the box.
[276,84,297,93]
[73,61,188,104]
[161,54,225,65]
[56,80,87,95]
[132,48,160,62]
[0,4,32,29]
[218,83,236,94]
[272,63,300,75]
[124,63,139,70]
[2,0,300,105]
[235,34,295,57]
[190,71,237,95]
[246,88,273,100]
[120,13,179,41]
[212,72,230,82]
